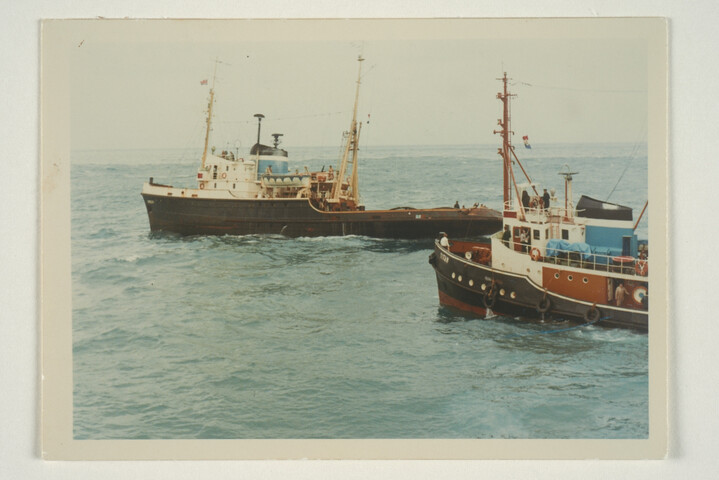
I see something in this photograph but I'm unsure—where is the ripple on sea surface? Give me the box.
[71,145,649,439]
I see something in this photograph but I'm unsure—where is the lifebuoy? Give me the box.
[530,247,542,261]
[635,260,648,276]
[221,172,227,179]
[465,251,473,260]
[536,296,551,313]
[199,182,205,189]
[482,287,496,309]
[584,306,600,323]
[632,286,648,304]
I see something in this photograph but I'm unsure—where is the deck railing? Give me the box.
[496,233,648,277]
[538,250,647,276]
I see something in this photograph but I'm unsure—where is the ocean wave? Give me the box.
[72,144,649,440]
[88,227,117,239]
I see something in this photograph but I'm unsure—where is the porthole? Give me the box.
[481,283,487,291]
[554,273,560,279]
[469,279,474,287]
[510,291,517,299]
[568,275,574,281]
[499,288,506,296]
[458,275,463,282]
[451,272,456,279]
[582,277,589,284]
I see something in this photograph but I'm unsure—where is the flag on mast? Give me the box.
[522,135,531,149]
[200,79,208,85]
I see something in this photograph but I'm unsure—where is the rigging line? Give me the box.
[511,81,645,94]
[605,121,648,201]
[503,315,611,337]
[359,62,376,81]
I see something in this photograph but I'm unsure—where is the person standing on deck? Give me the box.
[543,189,550,211]
[439,232,450,250]
[615,282,630,307]
[519,228,530,253]
[501,225,511,247]
[521,190,530,210]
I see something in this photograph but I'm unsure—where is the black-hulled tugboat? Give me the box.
[141,57,502,238]
[429,73,649,331]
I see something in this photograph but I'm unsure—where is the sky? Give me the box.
[66,19,650,151]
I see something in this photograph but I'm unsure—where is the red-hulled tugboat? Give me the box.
[141,56,502,238]
[429,73,649,331]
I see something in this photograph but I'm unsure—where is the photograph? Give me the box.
[40,17,667,459]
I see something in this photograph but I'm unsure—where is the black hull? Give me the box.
[429,245,648,332]
[142,193,502,239]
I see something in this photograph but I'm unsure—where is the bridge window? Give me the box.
[562,229,569,240]
[533,229,540,240]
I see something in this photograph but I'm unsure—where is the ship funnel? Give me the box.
[271,133,283,148]
[254,113,265,145]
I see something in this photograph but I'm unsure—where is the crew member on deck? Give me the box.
[543,189,550,211]
[501,225,511,247]
[519,228,530,253]
[453,201,460,209]
[615,282,630,307]
[522,190,530,210]
[439,232,450,250]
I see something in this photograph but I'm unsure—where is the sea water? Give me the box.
[72,143,649,439]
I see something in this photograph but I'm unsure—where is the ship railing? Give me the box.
[538,249,648,277]
[497,234,648,277]
[505,203,574,222]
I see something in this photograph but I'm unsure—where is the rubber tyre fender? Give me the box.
[536,296,551,313]
[584,306,601,323]
[483,288,497,309]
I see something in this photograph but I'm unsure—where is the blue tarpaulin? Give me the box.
[544,239,593,260]
[545,239,570,257]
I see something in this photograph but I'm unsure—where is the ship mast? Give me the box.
[201,61,219,169]
[559,166,578,218]
[331,55,364,205]
[494,72,516,211]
